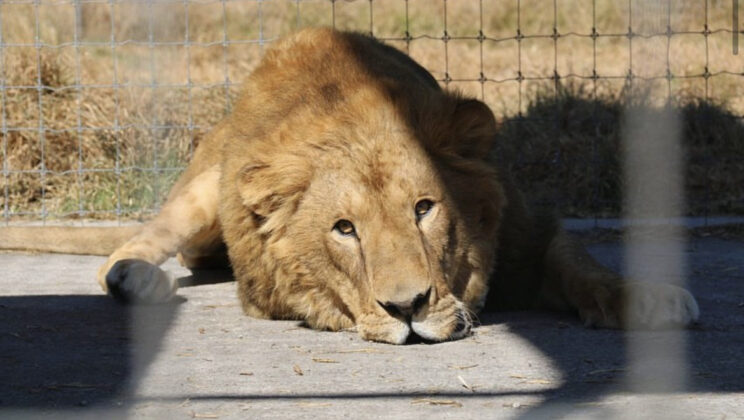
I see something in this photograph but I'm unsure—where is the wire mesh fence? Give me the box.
[1,0,742,224]
[0,2,740,416]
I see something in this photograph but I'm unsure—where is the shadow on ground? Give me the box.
[0,266,232,411]
[1,238,742,417]
[0,295,181,410]
[502,237,744,418]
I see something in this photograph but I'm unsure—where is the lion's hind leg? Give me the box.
[541,230,699,329]
[98,166,222,304]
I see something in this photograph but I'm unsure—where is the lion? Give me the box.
[0,28,699,344]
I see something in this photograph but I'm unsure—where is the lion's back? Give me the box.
[227,28,439,134]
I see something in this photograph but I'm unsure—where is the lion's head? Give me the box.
[220,29,505,344]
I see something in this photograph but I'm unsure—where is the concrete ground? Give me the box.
[1,232,743,419]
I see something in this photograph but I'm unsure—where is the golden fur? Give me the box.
[0,28,699,344]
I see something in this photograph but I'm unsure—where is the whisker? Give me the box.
[462,305,481,327]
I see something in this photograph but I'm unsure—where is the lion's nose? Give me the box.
[377,287,431,320]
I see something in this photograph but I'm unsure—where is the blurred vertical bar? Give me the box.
[127,0,183,406]
[0,2,7,223]
[622,0,688,403]
[734,0,739,55]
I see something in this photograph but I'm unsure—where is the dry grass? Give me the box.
[1,0,742,220]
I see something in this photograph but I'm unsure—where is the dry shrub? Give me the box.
[493,84,744,217]
[1,1,742,220]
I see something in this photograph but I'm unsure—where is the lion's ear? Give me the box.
[449,99,497,159]
[237,159,312,221]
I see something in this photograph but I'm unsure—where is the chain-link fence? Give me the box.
[1,0,742,224]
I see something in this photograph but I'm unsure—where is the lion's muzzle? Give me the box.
[376,286,431,320]
[359,290,473,344]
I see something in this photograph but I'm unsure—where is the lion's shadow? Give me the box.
[481,237,744,418]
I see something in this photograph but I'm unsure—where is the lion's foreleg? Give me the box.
[540,231,699,329]
[97,166,221,303]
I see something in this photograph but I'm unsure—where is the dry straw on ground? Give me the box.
[1,0,742,220]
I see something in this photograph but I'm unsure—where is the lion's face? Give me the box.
[233,90,503,344]
[295,138,474,344]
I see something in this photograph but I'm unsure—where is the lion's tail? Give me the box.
[0,225,143,256]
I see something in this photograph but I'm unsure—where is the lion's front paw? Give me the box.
[579,282,699,330]
[356,313,410,344]
[623,282,699,329]
[106,259,178,304]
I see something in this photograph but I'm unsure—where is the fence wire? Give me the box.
[0,0,742,224]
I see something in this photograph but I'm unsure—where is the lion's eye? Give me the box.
[415,199,434,219]
[333,219,356,236]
